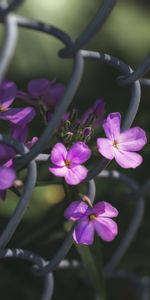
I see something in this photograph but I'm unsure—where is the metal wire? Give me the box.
[0,1,149,299]
[0,248,54,300]
[0,13,18,82]
[59,0,117,57]
[0,136,37,249]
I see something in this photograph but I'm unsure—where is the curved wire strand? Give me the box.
[59,0,117,57]
[0,0,24,14]
[0,135,37,249]
[117,52,150,86]
[0,13,18,82]
[0,248,54,300]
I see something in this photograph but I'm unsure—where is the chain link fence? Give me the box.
[0,0,150,299]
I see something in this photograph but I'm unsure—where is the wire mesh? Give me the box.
[0,0,150,299]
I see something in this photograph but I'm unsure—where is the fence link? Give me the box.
[0,0,150,299]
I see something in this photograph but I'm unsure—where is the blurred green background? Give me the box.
[0,0,150,299]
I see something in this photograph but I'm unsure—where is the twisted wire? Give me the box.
[0,1,149,299]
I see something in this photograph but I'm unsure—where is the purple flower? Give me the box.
[27,78,65,109]
[0,80,16,108]
[11,124,38,149]
[11,124,28,143]
[0,144,15,165]
[25,136,38,149]
[0,165,16,201]
[81,99,105,128]
[0,166,16,190]
[0,80,36,125]
[49,142,91,185]
[0,123,38,201]
[97,112,147,168]
[64,200,118,245]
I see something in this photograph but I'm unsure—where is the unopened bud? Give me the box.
[13,179,23,189]
[82,195,93,207]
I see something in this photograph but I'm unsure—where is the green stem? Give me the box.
[76,238,107,300]
[39,103,48,126]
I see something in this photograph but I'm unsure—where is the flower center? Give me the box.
[89,214,96,220]
[112,140,119,149]
[0,106,7,112]
[65,159,71,167]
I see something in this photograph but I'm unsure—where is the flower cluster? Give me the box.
[0,78,65,200]
[0,77,147,245]
[58,99,105,144]
[49,111,147,184]
[0,80,37,200]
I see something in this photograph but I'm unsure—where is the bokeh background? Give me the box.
[0,0,150,299]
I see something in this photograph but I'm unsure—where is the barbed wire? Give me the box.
[0,0,150,299]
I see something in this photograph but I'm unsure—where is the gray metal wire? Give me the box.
[0,1,149,299]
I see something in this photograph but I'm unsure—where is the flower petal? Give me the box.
[27,79,50,97]
[114,150,143,168]
[103,112,121,140]
[17,91,34,103]
[4,159,13,168]
[119,127,147,151]
[97,138,115,160]
[0,80,16,109]
[0,144,15,164]
[93,217,118,241]
[50,143,67,166]
[80,107,92,124]
[26,137,38,149]
[44,82,65,107]
[80,99,105,127]
[64,200,89,221]
[49,166,67,177]
[67,142,91,165]
[65,165,88,185]
[93,201,118,218]
[0,107,36,125]
[73,217,95,245]
[11,124,28,143]
[0,167,16,190]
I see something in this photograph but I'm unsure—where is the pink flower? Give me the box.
[97,112,147,168]
[49,142,91,185]
[64,200,118,245]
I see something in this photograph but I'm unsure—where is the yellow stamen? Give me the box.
[89,214,96,220]
[0,106,7,112]
[112,140,119,149]
[65,159,71,167]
